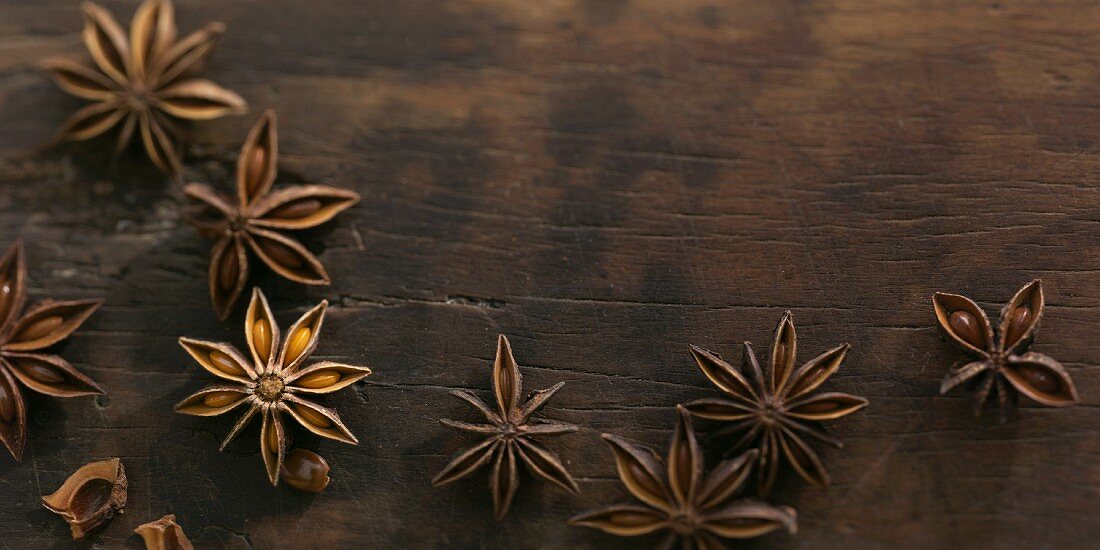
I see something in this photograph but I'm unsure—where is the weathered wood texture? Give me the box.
[1,0,1098,548]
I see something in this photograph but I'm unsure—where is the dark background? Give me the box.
[1,0,1098,548]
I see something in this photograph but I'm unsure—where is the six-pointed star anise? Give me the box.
[174,287,371,485]
[683,311,868,496]
[571,407,797,549]
[933,279,1078,420]
[183,110,360,320]
[42,0,247,177]
[432,334,579,520]
[0,241,104,462]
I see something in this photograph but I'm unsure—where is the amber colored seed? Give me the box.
[948,310,983,347]
[285,327,312,365]
[70,479,113,519]
[774,342,788,370]
[17,315,63,341]
[280,449,330,492]
[266,423,280,453]
[208,351,246,377]
[1017,364,1059,394]
[796,399,840,414]
[0,381,14,422]
[608,511,659,527]
[268,199,322,220]
[626,462,663,498]
[294,404,332,428]
[257,239,302,268]
[24,360,64,384]
[0,281,12,317]
[245,147,266,197]
[1004,305,1032,348]
[252,319,272,363]
[202,391,239,408]
[217,250,238,291]
[295,369,340,390]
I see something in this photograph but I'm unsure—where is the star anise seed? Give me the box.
[683,311,869,496]
[432,334,579,520]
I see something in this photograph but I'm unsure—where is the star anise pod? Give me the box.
[683,311,868,496]
[0,241,105,462]
[174,287,372,485]
[183,110,360,320]
[42,0,247,177]
[570,407,797,549]
[933,279,1078,420]
[432,334,579,520]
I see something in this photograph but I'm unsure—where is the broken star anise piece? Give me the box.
[570,407,797,548]
[183,109,360,320]
[934,279,1078,420]
[683,311,868,496]
[42,0,247,177]
[174,287,372,485]
[135,514,194,550]
[42,458,127,540]
[0,240,105,462]
[432,334,579,520]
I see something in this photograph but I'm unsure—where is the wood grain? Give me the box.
[0,0,1098,548]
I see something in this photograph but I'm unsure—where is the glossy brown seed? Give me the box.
[202,391,239,408]
[0,281,13,319]
[70,479,113,518]
[245,148,267,197]
[23,359,65,384]
[1004,305,1032,348]
[217,249,238,290]
[285,327,312,364]
[16,315,63,341]
[268,199,322,220]
[295,369,339,389]
[294,404,332,428]
[774,342,788,371]
[266,422,280,453]
[0,381,15,422]
[948,310,983,347]
[252,319,272,363]
[626,461,663,499]
[256,239,301,268]
[794,399,841,414]
[208,351,246,377]
[1016,364,1059,394]
[606,511,659,527]
[279,449,330,492]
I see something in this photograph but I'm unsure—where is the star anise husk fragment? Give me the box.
[933,279,1078,421]
[183,110,360,320]
[174,287,372,485]
[683,311,868,496]
[0,240,105,462]
[135,514,193,550]
[42,458,127,540]
[432,334,580,520]
[42,0,247,177]
[570,407,797,549]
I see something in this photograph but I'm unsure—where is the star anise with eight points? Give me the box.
[570,407,797,549]
[432,334,579,520]
[683,311,868,496]
[0,241,104,462]
[43,0,247,177]
[174,287,371,485]
[183,109,360,320]
[933,279,1078,420]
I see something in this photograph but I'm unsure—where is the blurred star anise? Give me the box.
[934,279,1078,420]
[174,288,371,485]
[432,335,579,520]
[0,241,105,462]
[183,110,360,320]
[570,407,797,549]
[683,311,868,496]
[42,0,247,177]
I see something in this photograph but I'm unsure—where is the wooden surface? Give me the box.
[0,0,1098,548]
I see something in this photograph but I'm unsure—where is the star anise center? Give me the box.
[254,375,285,401]
[668,511,699,535]
[497,421,519,440]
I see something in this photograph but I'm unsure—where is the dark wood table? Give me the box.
[1,1,1096,548]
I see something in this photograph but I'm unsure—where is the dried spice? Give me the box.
[183,110,360,319]
[42,458,127,540]
[280,448,331,493]
[0,241,105,462]
[42,0,246,177]
[683,311,868,496]
[175,287,371,485]
[135,514,193,550]
[432,334,579,520]
[571,407,796,548]
[934,279,1078,420]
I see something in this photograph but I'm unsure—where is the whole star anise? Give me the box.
[174,287,371,485]
[42,0,247,177]
[0,241,105,462]
[432,334,579,520]
[571,407,797,549]
[683,311,868,496]
[183,110,360,320]
[933,279,1078,420]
